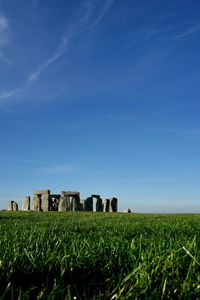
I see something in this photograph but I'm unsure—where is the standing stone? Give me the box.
[80,199,85,211]
[41,194,51,211]
[8,201,18,211]
[110,197,118,212]
[33,190,50,195]
[50,197,60,211]
[12,201,18,211]
[124,208,131,213]
[61,192,80,211]
[66,196,71,211]
[8,201,13,211]
[22,196,30,211]
[71,195,81,211]
[58,196,67,211]
[96,197,103,212]
[32,195,41,211]
[85,197,93,211]
[50,195,61,211]
[103,199,110,212]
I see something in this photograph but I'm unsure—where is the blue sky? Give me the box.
[0,0,200,212]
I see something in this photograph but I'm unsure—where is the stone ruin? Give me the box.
[7,190,118,212]
[7,200,18,211]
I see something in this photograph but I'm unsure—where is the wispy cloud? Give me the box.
[0,87,22,101]
[182,129,200,139]
[125,178,176,183]
[173,23,200,40]
[0,15,9,46]
[40,164,79,174]
[88,0,115,29]
[0,52,14,66]
[0,0,116,102]
[0,155,43,164]
[27,0,116,82]
[27,36,70,82]
[0,15,8,31]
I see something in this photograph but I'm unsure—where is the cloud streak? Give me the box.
[0,88,20,100]
[40,163,78,174]
[0,15,8,31]
[27,0,115,82]
[27,36,70,82]
[173,23,200,40]
[0,15,10,47]
[88,0,115,29]
[0,0,116,102]
[0,52,14,65]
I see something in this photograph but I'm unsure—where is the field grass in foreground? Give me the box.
[0,212,200,299]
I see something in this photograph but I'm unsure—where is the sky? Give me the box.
[0,0,200,213]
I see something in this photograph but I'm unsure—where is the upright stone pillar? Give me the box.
[96,197,103,212]
[110,197,118,212]
[80,200,85,211]
[58,195,67,211]
[50,195,61,211]
[41,193,51,211]
[8,201,13,211]
[71,195,81,211]
[13,201,18,211]
[32,190,50,211]
[32,195,41,211]
[85,197,93,211]
[103,199,110,212]
[61,191,80,211]
[22,196,30,211]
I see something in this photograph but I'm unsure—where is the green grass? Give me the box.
[0,212,200,299]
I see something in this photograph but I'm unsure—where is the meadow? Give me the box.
[0,212,200,299]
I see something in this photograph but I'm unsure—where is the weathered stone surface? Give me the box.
[71,195,80,211]
[103,199,110,212]
[90,194,100,198]
[8,201,18,211]
[13,201,18,211]
[85,197,93,211]
[109,197,118,212]
[50,194,61,199]
[80,199,85,211]
[61,191,80,196]
[8,201,13,211]
[8,201,14,211]
[58,196,67,211]
[33,190,50,195]
[96,197,103,212]
[41,194,51,211]
[124,208,131,213]
[32,195,41,211]
[50,198,60,211]
[22,196,30,211]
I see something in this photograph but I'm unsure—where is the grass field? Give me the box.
[0,212,200,299]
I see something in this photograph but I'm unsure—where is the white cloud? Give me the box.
[89,0,115,28]
[0,90,17,100]
[0,16,8,31]
[27,36,70,82]
[0,15,10,47]
[173,23,200,40]
[0,87,22,101]
[27,0,116,83]
[40,164,78,174]
[0,0,116,102]
[0,52,14,66]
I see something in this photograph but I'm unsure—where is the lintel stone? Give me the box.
[90,194,100,198]
[61,191,80,196]
[50,194,61,199]
[33,190,50,195]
